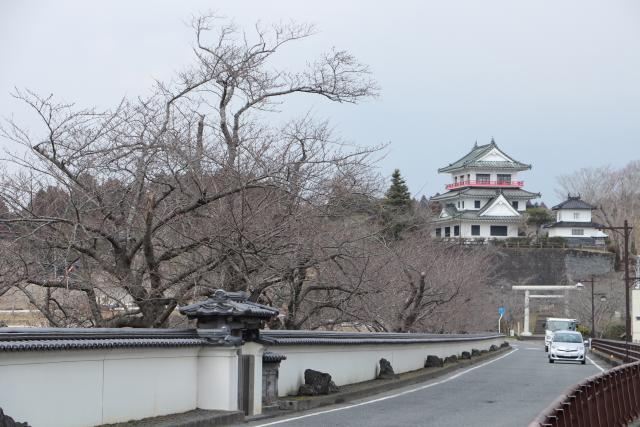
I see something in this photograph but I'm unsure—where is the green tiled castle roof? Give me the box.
[430,188,540,202]
[438,139,531,173]
[434,201,524,223]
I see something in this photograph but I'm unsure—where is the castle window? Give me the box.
[454,225,460,236]
[471,225,480,236]
[572,229,584,236]
[490,225,508,236]
[445,227,451,237]
[474,200,481,209]
[461,201,465,209]
[436,228,441,237]
[497,174,511,184]
[512,201,518,210]
[477,173,490,183]
[574,212,580,220]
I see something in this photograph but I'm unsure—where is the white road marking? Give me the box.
[254,348,519,426]
[587,355,606,373]
[524,347,539,350]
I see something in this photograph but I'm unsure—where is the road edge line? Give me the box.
[254,348,519,426]
[586,355,606,373]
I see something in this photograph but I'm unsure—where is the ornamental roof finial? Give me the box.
[490,136,496,144]
[473,140,478,148]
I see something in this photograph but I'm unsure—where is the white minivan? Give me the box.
[548,330,586,365]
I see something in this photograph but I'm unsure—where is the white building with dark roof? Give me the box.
[430,139,540,239]
[544,195,607,244]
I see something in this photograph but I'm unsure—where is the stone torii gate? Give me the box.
[512,284,584,336]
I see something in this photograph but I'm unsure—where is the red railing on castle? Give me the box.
[445,180,524,190]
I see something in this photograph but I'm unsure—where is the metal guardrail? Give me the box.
[530,339,640,426]
[592,338,640,363]
[500,243,608,252]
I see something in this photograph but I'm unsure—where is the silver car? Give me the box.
[548,330,586,365]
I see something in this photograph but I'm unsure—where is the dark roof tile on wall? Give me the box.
[0,327,229,352]
[552,197,596,210]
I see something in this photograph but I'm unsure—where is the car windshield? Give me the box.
[553,333,582,343]
[547,320,576,332]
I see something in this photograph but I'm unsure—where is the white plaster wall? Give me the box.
[102,348,198,424]
[557,209,592,222]
[460,197,490,210]
[457,198,525,213]
[197,347,239,412]
[0,346,237,427]
[480,198,517,216]
[633,290,640,343]
[548,227,601,238]
[273,337,505,396]
[458,222,518,239]
[450,170,520,183]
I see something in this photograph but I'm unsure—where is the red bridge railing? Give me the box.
[529,339,640,427]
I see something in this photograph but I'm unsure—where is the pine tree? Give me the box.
[383,169,412,212]
[381,169,413,238]
[419,195,429,209]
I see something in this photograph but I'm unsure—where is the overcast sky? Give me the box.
[1,0,639,205]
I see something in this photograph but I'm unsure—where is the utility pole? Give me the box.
[590,276,595,338]
[600,220,634,361]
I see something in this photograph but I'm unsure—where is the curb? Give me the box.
[263,345,512,415]
[98,409,245,427]
[589,347,625,368]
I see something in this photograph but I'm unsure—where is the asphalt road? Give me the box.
[246,341,604,427]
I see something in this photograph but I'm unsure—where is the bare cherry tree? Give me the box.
[557,161,640,253]
[348,232,496,333]
[0,16,380,327]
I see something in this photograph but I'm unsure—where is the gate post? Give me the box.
[241,342,265,416]
[180,290,279,415]
[522,290,531,336]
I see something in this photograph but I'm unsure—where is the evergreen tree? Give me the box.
[381,169,413,238]
[419,195,429,209]
[383,169,412,212]
[525,206,553,238]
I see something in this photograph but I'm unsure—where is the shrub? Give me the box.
[602,323,626,340]
[576,324,590,337]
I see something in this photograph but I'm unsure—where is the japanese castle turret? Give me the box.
[544,195,608,245]
[430,139,539,239]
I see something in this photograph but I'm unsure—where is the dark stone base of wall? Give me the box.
[97,409,244,427]
[495,247,615,286]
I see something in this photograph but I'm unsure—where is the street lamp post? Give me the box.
[576,276,595,338]
[575,276,606,338]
